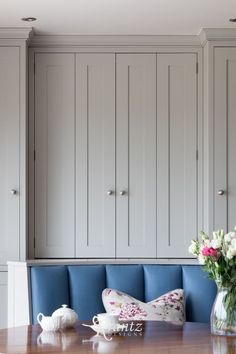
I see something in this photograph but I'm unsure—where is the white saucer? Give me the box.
[82,323,122,336]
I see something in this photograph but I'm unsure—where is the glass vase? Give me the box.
[211,286,236,336]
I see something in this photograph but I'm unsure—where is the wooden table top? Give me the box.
[0,321,235,354]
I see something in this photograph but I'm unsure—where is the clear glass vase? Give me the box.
[211,286,236,336]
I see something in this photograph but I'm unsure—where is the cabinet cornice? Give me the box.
[0,27,33,40]
[29,34,201,48]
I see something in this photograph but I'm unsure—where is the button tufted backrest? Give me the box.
[30,264,217,324]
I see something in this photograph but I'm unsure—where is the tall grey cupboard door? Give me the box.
[116,54,156,257]
[76,54,116,257]
[0,47,20,265]
[214,48,236,231]
[156,54,197,258]
[35,54,75,258]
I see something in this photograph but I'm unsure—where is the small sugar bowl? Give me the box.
[52,304,78,328]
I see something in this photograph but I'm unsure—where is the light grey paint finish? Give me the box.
[35,53,75,257]
[76,54,116,257]
[29,34,201,47]
[203,42,214,234]
[28,48,35,259]
[116,54,156,257]
[0,272,7,329]
[19,43,28,261]
[214,48,236,231]
[157,54,197,258]
[0,47,20,265]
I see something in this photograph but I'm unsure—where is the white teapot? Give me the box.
[52,304,78,328]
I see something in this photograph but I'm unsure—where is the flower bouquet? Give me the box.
[189,228,236,336]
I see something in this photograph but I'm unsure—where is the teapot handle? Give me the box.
[37,313,44,324]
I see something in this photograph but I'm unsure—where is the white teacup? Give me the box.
[37,313,62,331]
[92,313,119,331]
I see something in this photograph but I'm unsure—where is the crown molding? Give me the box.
[29,34,201,47]
[0,27,33,40]
[199,28,236,46]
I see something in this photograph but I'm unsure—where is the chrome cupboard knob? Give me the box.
[106,190,113,195]
[119,191,126,195]
[217,190,225,196]
[10,189,17,195]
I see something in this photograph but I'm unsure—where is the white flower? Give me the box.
[210,239,221,249]
[226,249,234,260]
[226,247,236,260]
[198,254,206,265]
[203,239,211,247]
[188,240,198,255]
[231,238,236,250]
[224,233,232,243]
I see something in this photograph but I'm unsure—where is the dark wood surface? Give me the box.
[0,321,235,354]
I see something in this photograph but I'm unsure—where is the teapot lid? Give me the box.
[52,304,76,316]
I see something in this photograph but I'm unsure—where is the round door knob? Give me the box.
[10,189,17,195]
[217,190,225,196]
[106,190,113,195]
[119,190,125,195]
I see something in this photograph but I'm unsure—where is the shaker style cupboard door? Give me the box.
[0,273,7,329]
[0,47,20,265]
[76,54,116,257]
[157,54,197,258]
[116,54,157,257]
[34,54,75,257]
[214,48,236,231]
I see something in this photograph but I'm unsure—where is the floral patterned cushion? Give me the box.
[102,288,185,323]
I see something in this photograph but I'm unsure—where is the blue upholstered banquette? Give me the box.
[30,264,217,324]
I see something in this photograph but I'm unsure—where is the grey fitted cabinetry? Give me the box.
[33,51,199,259]
[0,30,30,329]
[76,54,116,257]
[116,54,157,257]
[212,47,236,232]
[34,53,76,257]
[0,47,20,266]
[156,54,198,258]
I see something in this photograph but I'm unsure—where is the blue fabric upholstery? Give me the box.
[106,265,144,301]
[182,266,217,322]
[30,264,217,324]
[143,265,182,302]
[31,266,70,324]
[68,265,106,320]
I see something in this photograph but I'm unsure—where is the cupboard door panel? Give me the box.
[0,273,7,329]
[0,47,20,265]
[214,48,236,231]
[116,54,156,258]
[35,54,75,257]
[76,54,115,257]
[157,54,197,258]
